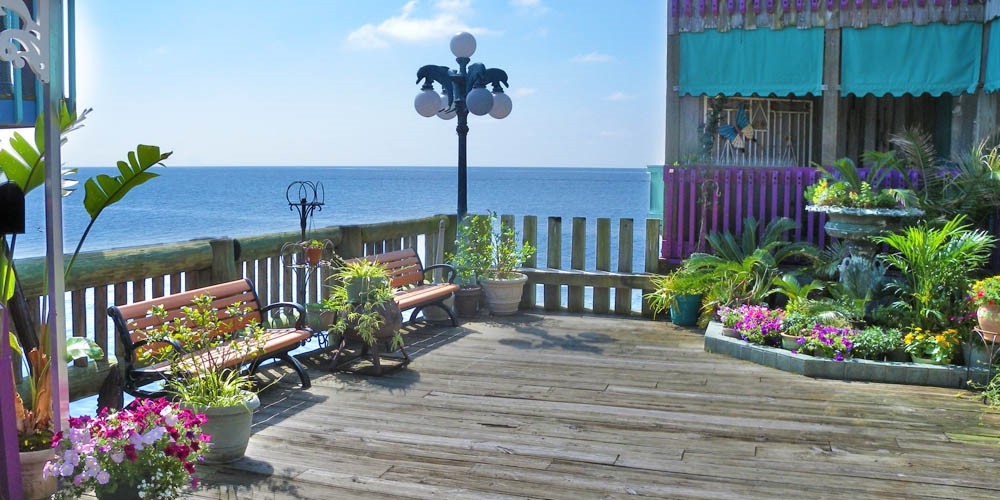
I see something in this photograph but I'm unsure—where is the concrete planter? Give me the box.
[481,273,528,315]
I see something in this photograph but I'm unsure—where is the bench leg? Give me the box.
[409,302,458,327]
[278,352,311,390]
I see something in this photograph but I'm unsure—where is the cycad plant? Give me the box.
[874,215,995,330]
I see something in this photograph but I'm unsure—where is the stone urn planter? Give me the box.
[453,285,482,317]
[20,448,56,500]
[805,205,924,255]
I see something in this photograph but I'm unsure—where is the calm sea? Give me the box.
[12,166,655,269]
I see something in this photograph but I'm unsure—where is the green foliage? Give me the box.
[304,239,325,249]
[875,216,996,331]
[769,274,824,314]
[805,156,916,209]
[142,294,265,407]
[452,212,535,280]
[705,216,818,266]
[645,262,711,317]
[0,102,85,196]
[851,326,903,360]
[448,214,493,285]
[324,260,402,349]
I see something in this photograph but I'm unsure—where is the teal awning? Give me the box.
[679,28,823,97]
[986,20,1000,93]
[841,22,982,97]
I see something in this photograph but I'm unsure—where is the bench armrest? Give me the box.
[261,301,307,329]
[423,263,457,284]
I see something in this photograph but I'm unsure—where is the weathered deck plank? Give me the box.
[188,313,1000,499]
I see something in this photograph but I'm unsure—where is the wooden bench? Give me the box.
[107,278,312,398]
[354,248,460,326]
[328,249,459,374]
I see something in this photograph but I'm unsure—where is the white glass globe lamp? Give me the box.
[450,32,476,58]
[466,86,494,116]
[489,91,512,119]
[414,87,442,117]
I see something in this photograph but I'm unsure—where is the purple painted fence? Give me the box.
[660,165,917,263]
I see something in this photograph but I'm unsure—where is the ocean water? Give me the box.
[11,166,655,270]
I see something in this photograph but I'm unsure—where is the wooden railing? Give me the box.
[11,213,661,401]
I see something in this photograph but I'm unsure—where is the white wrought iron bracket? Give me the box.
[0,0,48,83]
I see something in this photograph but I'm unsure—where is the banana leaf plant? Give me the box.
[0,102,169,449]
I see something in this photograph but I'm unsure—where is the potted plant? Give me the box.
[323,260,404,353]
[969,275,1000,342]
[903,326,961,365]
[850,326,903,361]
[141,294,265,464]
[9,334,103,500]
[43,397,207,500]
[473,212,536,316]
[646,263,711,326]
[804,157,923,254]
[447,214,492,317]
[302,239,327,266]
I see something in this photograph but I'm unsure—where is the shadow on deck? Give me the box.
[189,313,1000,499]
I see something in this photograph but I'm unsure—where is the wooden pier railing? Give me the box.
[11,213,661,401]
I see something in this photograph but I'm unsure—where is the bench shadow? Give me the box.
[491,313,616,354]
[199,457,307,499]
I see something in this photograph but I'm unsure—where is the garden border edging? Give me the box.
[703,321,986,388]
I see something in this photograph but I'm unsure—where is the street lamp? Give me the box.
[414,31,511,219]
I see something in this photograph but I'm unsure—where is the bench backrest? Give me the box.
[108,278,264,362]
[353,249,426,289]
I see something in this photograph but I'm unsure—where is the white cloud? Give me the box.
[512,87,537,97]
[571,52,615,63]
[606,92,633,101]
[347,0,492,49]
[510,0,549,15]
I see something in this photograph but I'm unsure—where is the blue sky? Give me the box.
[61,1,666,168]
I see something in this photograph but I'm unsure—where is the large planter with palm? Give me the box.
[804,157,922,255]
[469,212,536,316]
[142,294,267,463]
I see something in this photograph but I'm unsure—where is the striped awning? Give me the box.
[841,22,982,97]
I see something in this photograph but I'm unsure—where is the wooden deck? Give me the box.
[189,313,1000,499]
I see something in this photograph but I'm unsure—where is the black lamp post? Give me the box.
[415,32,512,220]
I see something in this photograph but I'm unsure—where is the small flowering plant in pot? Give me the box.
[731,305,784,345]
[801,323,857,361]
[44,397,208,500]
[969,276,1000,338]
[903,326,961,364]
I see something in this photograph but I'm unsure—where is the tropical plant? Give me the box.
[768,273,824,314]
[874,216,995,331]
[903,326,961,364]
[804,156,914,209]
[0,104,169,451]
[140,294,265,407]
[885,127,1000,226]
[304,239,325,249]
[323,260,402,349]
[645,262,711,318]
[44,397,207,500]
[705,216,817,266]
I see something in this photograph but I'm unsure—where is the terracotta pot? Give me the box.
[304,246,323,266]
[977,304,1000,340]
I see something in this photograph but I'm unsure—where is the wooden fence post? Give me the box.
[209,238,238,284]
[545,217,562,311]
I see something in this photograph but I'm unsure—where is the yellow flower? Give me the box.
[935,335,945,343]
[904,333,914,344]
[916,334,926,341]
